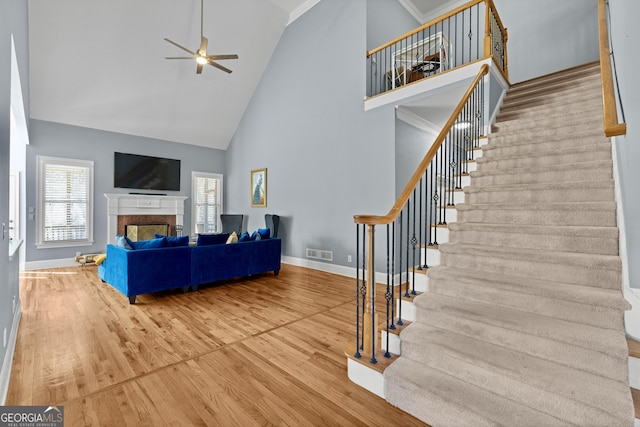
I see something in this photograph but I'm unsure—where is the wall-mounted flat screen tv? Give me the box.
[114,152,181,191]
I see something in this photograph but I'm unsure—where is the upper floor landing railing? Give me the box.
[366,0,507,98]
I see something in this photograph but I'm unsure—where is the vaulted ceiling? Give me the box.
[27,0,445,150]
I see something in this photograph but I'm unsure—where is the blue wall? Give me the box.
[609,0,640,289]
[0,0,28,402]
[225,0,418,268]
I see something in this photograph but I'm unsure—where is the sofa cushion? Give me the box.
[131,237,169,250]
[115,234,134,250]
[154,234,190,247]
[226,231,238,244]
[238,231,251,242]
[257,228,271,240]
[197,233,230,246]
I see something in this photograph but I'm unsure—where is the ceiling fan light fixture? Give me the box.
[196,56,208,65]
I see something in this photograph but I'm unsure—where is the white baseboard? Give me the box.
[611,138,640,340]
[24,257,77,271]
[0,299,22,405]
[281,256,401,286]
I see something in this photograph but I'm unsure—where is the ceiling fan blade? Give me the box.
[207,59,233,74]
[165,56,195,60]
[164,38,196,56]
[196,63,204,74]
[199,37,208,56]
[207,54,238,60]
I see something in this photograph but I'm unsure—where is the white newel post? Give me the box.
[104,194,188,245]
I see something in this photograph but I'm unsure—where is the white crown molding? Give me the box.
[287,0,321,25]
[397,0,425,23]
[396,106,440,136]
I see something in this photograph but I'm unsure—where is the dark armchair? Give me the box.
[220,214,244,235]
[264,214,280,238]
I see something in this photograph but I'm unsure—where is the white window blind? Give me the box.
[37,156,94,248]
[192,172,223,236]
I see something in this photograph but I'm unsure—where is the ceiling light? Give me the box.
[196,56,207,65]
[454,121,471,129]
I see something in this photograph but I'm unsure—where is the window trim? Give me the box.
[191,171,223,238]
[36,155,94,249]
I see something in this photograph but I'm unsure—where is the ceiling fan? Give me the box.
[164,0,238,74]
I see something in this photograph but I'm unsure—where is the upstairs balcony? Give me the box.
[365,0,508,111]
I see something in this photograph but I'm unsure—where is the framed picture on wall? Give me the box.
[250,168,267,207]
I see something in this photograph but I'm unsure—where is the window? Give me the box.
[191,172,223,237]
[36,156,94,248]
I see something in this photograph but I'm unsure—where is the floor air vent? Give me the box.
[306,248,333,262]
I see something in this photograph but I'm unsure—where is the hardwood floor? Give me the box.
[7,264,426,426]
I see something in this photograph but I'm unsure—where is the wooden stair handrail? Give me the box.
[598,0,626,137]
[354,64,489,226]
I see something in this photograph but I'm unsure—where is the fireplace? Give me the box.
[125,224,170,242]
[105,194,188,245]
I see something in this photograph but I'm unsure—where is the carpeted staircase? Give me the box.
[384,62,636,426]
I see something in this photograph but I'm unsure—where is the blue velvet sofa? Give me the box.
[98,237,281,304]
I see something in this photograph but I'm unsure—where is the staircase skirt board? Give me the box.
[379,63,635,426]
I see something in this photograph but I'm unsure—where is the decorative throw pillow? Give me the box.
[94,253,107,265]
[154,234,190,247]
[238,231,251,242]
[131,237,168,250]
[226,231,238,244]
[250,230,260,241]
[197,233,230,246]
[115,235,133,250]
[257,228,271,240]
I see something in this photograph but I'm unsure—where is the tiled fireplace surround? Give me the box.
[105,193,188,245]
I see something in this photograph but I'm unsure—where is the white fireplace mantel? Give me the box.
[105,193,188,245]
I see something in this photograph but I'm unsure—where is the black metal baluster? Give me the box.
[405,202,411,299]
[384,224,392,358]
[355,224,361,358]
[411,189,417,295]
[390,221,396,330]
[397,211,404,326]
[417,179,423,271]
[360,224,367,352]
[370,226,376,365]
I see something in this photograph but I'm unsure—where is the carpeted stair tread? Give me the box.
[492,114,602,133]
[464,179,614,204]
[477,142,611,163]
[496,101,602,123]
[488,125,603,145]
[400,323,634,426]
[447,222,618,255]
[501,86,601,114]
[470,161,613,187]
[507,62,599,92]
[465,177,613,193]
[427,266,627,329]
[384,357,574,427]
[505,76,601,96]
[428,265,629,311]
[483,135,610,156]
[481,140,611,160]
[413,293,629,364]
[440,242,620,289]
[471,159,612,177]
[448,222,617,239]
[456,200,616,212]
